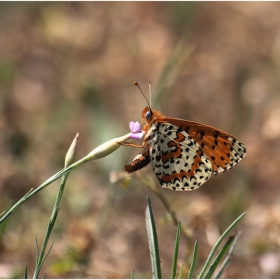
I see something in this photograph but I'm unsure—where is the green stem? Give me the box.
[0,132,131,225]
[0,157,88,225]
[33,173,69,278]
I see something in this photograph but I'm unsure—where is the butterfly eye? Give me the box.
[145,109,152,120]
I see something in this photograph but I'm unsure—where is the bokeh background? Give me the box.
[0,2,280,278]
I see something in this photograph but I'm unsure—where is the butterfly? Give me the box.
[123,82,246,191]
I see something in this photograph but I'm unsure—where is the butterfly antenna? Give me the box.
[133,82,151,109]
[148,80,152,108]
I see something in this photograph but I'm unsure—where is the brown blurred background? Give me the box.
[0,2,280,278]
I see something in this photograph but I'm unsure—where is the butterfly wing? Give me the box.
[161,117,246,175]
[147,122,213,191]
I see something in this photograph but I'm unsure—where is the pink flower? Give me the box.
[129,121,144,139]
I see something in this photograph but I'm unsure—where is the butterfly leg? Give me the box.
[117,140,146,148]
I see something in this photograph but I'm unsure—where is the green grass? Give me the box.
[145,196,246,279]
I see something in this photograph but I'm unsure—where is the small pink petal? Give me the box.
[129,121,141,133]
[130,131,144,139]
[129,121,135,132]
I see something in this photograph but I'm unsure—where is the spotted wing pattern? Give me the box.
[162,118,246,175]
[125,118,246,191]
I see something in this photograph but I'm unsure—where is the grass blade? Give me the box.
[131,270,135,279]
[35,234,39,263]
[178,264,184,279]
[146,196,162,279]
[204,235,235,279]
[197,212,246,279]
[33,173,69,279]
[214,231,241,279]
[0,212,9,238]
[24,264,28,279]
[171,221,181,279]
[187,240,198,279]
[37,237,56,274]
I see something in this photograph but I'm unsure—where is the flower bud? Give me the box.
[86,133,131,161]
[65,133,79,168]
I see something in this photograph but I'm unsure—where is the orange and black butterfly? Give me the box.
[124,82,246,191]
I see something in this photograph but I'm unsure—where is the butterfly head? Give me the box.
[142,106,162,126]
[142,106,153,122]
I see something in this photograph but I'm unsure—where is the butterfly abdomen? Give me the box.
[124,148,150,173]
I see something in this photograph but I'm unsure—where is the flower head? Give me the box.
[129,121,144,139]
